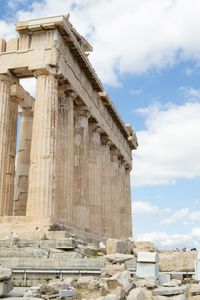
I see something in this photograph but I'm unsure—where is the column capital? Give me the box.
[58,84,77,101]
[75,106,91,118]
[33,68,58,78]
[0,73,17,84]
[125,163,132,171]
[110,147,120,156]
[18,107,33,117]
[89,121,103,134]
[100,134,112,146]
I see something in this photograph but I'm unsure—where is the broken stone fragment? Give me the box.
[135,278,158,289]
[77,276,94,289]
[153,286,188,296]
[104,253,134,264]
[76,244,99,257]
[127,287,145,300]
[101,263,127,277]
[105,270,134,294]
[153,295,186,300]
[0,266,12,281]
[0,279,13,297]
[24,286,41,298]
[106,239,130,255]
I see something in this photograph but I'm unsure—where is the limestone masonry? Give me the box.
[0,15,138,239]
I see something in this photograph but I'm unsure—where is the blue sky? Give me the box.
[1,0,200,249]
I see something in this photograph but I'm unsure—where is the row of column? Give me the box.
[0,72,132,238]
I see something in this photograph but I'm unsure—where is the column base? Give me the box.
[0,216,107,242]
[0,216,57,240]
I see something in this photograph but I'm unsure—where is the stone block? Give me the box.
[59,288,76,298]
[0,279,13,296]
[44,231,68,240]
[159,251,197,272]
[137,251,159,263]
[153,296,186,300]
[6,38,19,52]
[0,267,12,281]
[134,241,156,252]
[159,273,171,285]
[152,286,187,296]
[136,262,159,279]
[106,239,130,254]
[127,287,145,300]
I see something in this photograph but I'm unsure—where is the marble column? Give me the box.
[118,159,127,238]
[73,107,90,230]
[26,73,58,217]
[124,166,132,237]
[56,88,75,225]
[4,100,18,216]
[101,138,112,237]
[88,125,102,233]
[110,148,121,238]
[13,108,33,216]
[0,74,14,216]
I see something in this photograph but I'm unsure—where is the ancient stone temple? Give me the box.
[0,15,137,239]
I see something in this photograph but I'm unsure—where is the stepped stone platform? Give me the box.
[0,234,136,287]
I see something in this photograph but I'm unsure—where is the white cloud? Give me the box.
[188,211,200,222]
[133,201,161,216]
[1,0,200,84]
[132,102,200,186]
[133,201,170,216]
[161,208,189,225]
[135,231,198,249]
[180,86,200,99]
[0,21,15,40]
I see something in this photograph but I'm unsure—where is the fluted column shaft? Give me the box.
[0,75,14,216]
[56,89,74,225]
[88,127,102,233]
[4,100,18,215]
[124,167,132,237]
[101,140,112,237]
[118,160,126,237]
[13,108,33,216]
[73,108,90,230]
[26,74,58,217]
[110,149,121,238]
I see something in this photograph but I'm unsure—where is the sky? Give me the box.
[1,0,200,249]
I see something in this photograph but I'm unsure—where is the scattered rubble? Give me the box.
[0,236,200,299]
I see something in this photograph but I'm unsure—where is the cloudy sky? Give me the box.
[1,0,200,249]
